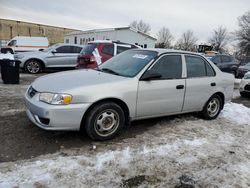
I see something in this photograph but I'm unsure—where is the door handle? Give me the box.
[176,85,184,89]
[211,82,216,86]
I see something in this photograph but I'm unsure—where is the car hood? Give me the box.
[32,69,128,93]
[239,65,250,70]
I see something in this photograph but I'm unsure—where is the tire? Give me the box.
[85,102,125,140]
[200,94,222,120]
[24,59,42,74]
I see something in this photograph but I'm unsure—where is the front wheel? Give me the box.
[200,94,222,120]
[85,102,125,140]
[24,59,42,74]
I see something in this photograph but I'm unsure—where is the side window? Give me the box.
[212,56,221,64]
[150,55,182,79]
[117,46,131,54]
[101,44,114,56]
[71,46,82,53]
[8,40,17,46]
[221,56,232,63]
[56,46,72,53]
[206,62,215,77]
[186,56,206,78]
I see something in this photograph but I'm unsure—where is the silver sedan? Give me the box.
[25,49,234,140]
[14,44,83,74]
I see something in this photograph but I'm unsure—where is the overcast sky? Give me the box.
[0,0,249,43]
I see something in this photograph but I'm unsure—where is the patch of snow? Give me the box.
[0,138,206,188]
[221,102,250,125]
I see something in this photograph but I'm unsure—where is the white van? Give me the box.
[5,36,49,53]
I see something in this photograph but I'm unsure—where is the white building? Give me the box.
[64,27,156,48]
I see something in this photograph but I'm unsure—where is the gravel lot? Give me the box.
[0,72,250,187]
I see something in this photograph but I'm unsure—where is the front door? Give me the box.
[136,54,185,118]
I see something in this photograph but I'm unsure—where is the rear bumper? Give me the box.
[25,92,91,131]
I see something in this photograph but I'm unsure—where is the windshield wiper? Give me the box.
[100,68,121,76]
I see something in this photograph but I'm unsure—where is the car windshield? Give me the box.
[80,44,97,54]
[99,50,158,77]
[43,44,60,52]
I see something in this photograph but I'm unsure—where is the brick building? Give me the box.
[0,18,79,46]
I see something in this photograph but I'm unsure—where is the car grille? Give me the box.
[244,84,250,91]
[28,86,37,98]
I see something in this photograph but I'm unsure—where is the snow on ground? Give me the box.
[0,102,250,188]
[221,102,250,125]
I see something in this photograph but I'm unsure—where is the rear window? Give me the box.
[80,44,97,54]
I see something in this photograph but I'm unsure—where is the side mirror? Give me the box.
[140,70,162,81]
[51,50,57,54]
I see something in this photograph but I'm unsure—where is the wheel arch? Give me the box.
[80,98,130,130]
[25,58,46,69]
[205,92,225,110]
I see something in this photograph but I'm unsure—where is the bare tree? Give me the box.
[175,30,197,51]
[208,26,228,53]
[235,11,250,56]
[129,20,151,34]
[155,27,174,48]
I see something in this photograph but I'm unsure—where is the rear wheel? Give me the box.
[85,102,125,140]
[24,59,42,74]
[200,94,222,120]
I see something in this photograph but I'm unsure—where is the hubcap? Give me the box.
[27,61,40,73]
[207,98,220,117]
[94,110,120,137]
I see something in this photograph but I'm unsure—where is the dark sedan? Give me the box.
[236,62,250,78]
[206,54,239,76]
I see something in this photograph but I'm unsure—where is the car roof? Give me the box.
[54,43,84,47]
[134,48,202,56]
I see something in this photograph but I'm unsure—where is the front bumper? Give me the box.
[239,79,250,93]
[25,91,91,131]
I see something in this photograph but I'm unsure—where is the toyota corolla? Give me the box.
[25,49,234,140]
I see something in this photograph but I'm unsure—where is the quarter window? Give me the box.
[101,45,114,56]
[150,55,182,79]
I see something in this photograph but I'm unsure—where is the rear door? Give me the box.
[136,54,185,118]
[46,45,81,67]
[182,55,216,112]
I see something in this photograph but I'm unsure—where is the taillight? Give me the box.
[90,56,96,62]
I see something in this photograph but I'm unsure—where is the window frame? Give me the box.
[145,53,185,80]
[184,54,216,78]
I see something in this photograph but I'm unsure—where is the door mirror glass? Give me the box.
[141,70,162,81]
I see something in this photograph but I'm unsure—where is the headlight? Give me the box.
[39,92,72,105]
[14,54,24,59]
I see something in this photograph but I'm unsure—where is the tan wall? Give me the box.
[0,18,78,44]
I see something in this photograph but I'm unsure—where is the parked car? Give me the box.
[4,36,49,53]
[25,49,234,140]
[206,54,239,76]
[239,71,250,97]
[240,56,250,66]
[14,43,83,74]
[76,40,138,68]
[236,62,250,78]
